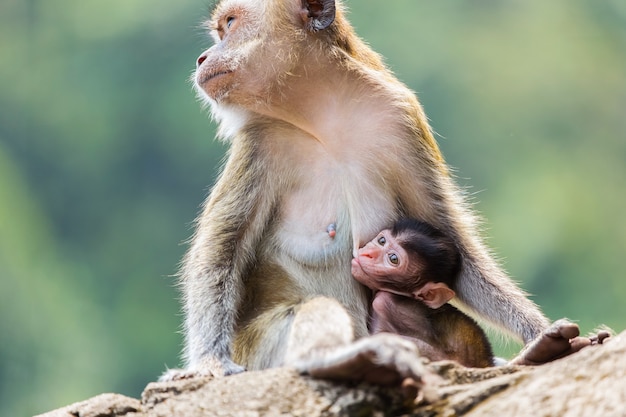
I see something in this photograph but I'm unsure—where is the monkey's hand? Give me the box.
[293,333,440,400]
[509,319,611,366]
[159,356,246,381]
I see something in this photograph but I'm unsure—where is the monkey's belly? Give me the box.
[268,224,356,294]
[246,222,370,340]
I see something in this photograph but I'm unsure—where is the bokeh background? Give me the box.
[1,0,625,415]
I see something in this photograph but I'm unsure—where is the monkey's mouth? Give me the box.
[198,70,233,85]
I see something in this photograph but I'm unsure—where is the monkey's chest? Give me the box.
[274,168,397,267]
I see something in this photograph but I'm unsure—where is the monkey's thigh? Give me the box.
[233,296,354,370]
[284,296,354,365]
[284,298,428,384]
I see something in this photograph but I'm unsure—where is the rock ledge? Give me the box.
[38,331,626,417]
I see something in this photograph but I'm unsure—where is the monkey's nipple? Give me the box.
[327,223,337,238]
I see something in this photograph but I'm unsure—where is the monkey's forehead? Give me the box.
[202,0,251,38]
[209,0,269,20]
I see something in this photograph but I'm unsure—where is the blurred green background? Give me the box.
[1,0,625,415]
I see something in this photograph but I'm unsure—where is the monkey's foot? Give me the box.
[294,333,435,388]
[159,357,246,381]
[159,368,201,382]
[510,319,611,366]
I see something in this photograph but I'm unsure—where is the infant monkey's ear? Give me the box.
[413,282,455,309]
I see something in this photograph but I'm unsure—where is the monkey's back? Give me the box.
[429,304,494,368]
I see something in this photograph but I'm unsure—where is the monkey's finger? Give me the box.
[401,378,420,400]
[547,319,580,340]
[597,331,611,344]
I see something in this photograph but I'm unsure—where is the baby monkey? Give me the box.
[351,218,494,368]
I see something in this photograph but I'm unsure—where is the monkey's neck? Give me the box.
[248,62,412,150]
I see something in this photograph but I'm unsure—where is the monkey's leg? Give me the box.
[286,297,429,386]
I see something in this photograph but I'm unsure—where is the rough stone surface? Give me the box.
[37,393,141,417]
[36,331,626,417]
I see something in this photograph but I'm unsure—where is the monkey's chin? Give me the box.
[351,258,367,282]
[350,257,359,273]
[196,71,234,101]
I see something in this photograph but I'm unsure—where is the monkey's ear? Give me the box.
[414,282,455,309]
[301,0,336,31]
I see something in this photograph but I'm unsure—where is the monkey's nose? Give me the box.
[197,53,207,68]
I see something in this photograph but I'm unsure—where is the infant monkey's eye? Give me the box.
[388,253,398,265]
[377,236,386,246]
[226,16,235,29]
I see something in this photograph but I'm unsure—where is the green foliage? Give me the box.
[1,1,625,415]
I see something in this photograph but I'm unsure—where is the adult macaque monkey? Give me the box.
[353,218,494,368]
[161,0,588,384]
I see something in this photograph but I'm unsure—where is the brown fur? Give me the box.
[371,292,493,368]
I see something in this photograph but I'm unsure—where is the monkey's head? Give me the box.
[351,219,459,309]
[194,0,340,107]
[351,228,419,293]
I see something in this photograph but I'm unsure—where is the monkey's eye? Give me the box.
[377,236,386,246]
[388,253,399,265]
[226,16,235,29]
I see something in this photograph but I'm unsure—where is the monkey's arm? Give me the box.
[439,189,601,354]
[403,164,550,344]
[162,135,275,380]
